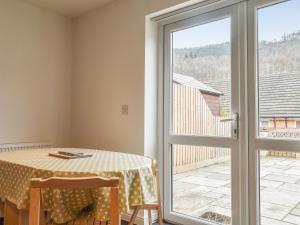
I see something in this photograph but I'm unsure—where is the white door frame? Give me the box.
[247,0,300,225]
[160,2,248,225]
[158,0,300,224]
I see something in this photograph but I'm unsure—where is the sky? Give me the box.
[173,18,230,48]
[173,0,300,49]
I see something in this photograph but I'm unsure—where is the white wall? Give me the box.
[0,0,73,146]
[0,0,195,153]
[72,0,191,155]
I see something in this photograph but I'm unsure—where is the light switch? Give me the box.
[122,105,128,115]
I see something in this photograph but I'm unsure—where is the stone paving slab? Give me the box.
[211,187,231,195]
[284,215,300,224]
[291,203,300,216]
[180,176,229,187]
[261,202,291,220]
[261,217,294,225]
[204,173,231,181]
[173,181,200,195]
[189,185,214,194]
[276,160,295,166]
[263,167,286,174]
[291,161,300,167]
[200,165,231,175]
[260,170,271,177]
[291,208,300,217]
[201,192,225,199]
[173,157,300,225]
[261,188,300,207]
[260,179,283,188]
[210,198,231,209]
[279,183,300,192]
[283,168,300,176]
[263,174,299,183]
[173,193,216,215]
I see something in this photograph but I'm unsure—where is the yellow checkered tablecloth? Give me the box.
[0,148,157,224]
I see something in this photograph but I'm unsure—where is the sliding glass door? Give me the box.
[163,3,244,225]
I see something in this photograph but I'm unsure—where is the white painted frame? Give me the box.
[247,0,300,225]
[160,2,248,225]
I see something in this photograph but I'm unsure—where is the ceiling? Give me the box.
[24,0,115,17]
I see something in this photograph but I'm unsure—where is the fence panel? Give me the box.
[172,83,231,173]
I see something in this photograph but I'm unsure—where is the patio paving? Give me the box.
[173,156,300,225]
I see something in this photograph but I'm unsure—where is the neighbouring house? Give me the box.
[205,73,300,157]
[258,73,300,131]
[204,73,300,136]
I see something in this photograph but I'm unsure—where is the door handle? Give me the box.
[220,118,235,122]
[220,113,239,122]
[220,113,239,139]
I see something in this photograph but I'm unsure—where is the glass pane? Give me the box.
[172,18,231,137]
[259,150,300,225]
[257,0,300,140]
[172,144,231,224]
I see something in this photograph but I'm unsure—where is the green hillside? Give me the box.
[173,31,300,81]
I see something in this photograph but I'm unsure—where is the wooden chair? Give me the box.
[29,176,120,225]
[128,160,163,225]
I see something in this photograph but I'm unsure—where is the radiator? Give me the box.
[0,142,53,153]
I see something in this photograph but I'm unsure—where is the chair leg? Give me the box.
[148,210,152,225]
[128,207,140,225]
[157,205,163,225]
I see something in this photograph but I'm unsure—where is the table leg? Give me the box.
[19,211,28,225]
[0,201,4,217]
[4,200,28,225]
[0,200,4,224]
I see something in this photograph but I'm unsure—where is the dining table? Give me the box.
[0,148,157,225]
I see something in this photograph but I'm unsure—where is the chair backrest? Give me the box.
[29,176,120,225]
